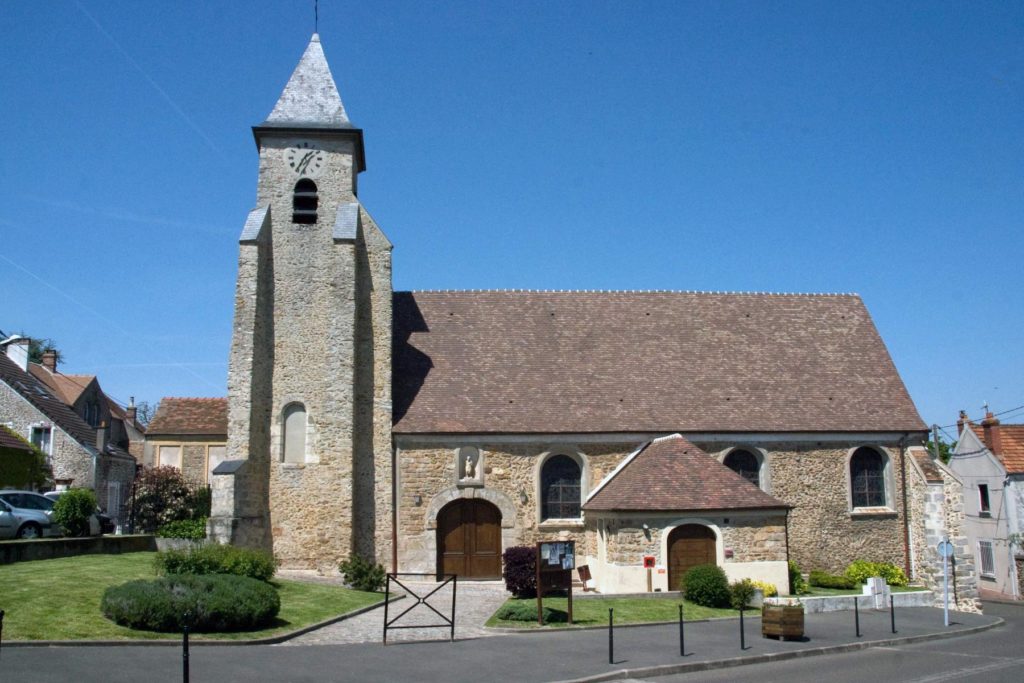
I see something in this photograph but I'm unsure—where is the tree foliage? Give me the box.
[926,435,955,464]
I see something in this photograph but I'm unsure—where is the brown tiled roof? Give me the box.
[584,434,789,512]
[28,364,95,405]
[392,291,927,434]
[0,425,34,453]
[969,424,1024,474]
[910,448,944,482]
[0,354,98,453]
[146,397,227,436]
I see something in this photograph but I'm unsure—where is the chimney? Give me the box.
[41,350,58,372]
[96,420,110,453]
[981,411,1003,456]
[126,396,137,423]
[2,335,30,372]
[956,410,968,436]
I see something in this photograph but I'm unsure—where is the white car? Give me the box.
[41,490,104,535]
[0,492,58,539]
[0,490,100,537]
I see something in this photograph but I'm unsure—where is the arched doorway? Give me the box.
[436,499,502,580]
[667,524,717,591]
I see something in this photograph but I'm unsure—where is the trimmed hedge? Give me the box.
[494,601,568,623]
[682,564,730,608]
[101,574,280,632]
[809,570,857,590]
[157,517,207,540]
[844,560,908,587]
[155,544,277,582]
[502,546,537,598]
[338,554,386,592]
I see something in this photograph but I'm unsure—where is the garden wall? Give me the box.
[0,534,156,565]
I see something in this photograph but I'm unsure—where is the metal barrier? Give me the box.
[382,573,457,644]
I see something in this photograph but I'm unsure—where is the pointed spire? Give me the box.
[263,34,351,128]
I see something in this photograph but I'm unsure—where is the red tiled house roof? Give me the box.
[392,291,927,434]
[146,398,228,437]
[584,434,789,512]
[969,423,1024,475]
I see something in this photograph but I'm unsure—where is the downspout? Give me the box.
[784,507,791,568]
[899,433,911,579]
[391,443,398,574]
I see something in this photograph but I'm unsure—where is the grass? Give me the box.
[0,552,384,641]
[486,596,740,629]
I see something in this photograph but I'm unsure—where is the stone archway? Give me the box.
[667,524,717,591]
[436,498,502,580]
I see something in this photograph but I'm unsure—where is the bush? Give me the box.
[52,488,97,537]
[129,466,208,533]
[101,574,280,632]
[788,560,809,595]
[752,580,778,598]
[156,544,277,582]
[157,517,207,540]
[844,560,908,587]
[682,564,730,608]
[502,546,537,598]
[494,601,568,623]
[338,554,386,592]
[730,579,757,609]
[809,570,857,589]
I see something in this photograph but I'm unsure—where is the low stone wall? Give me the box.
[0,534,156,564]
[767,591,934,613]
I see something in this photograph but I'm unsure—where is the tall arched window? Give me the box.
[282,403,307,463]
[724,449,760,488]
[541,455,581,520]
[850,447,886,508]
[292,179,318,224]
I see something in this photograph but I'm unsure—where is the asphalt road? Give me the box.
[653,601,1024,683]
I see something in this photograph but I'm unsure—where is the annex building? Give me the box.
[208,34,976,601]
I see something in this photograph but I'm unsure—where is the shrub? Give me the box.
[129,466,207,532]
[788,560,809,595]
[52,488,97,537]
[494,601,568,623]
[502,546,537,598]
[730,579,757,609]
[101,574,280,632]
[751,580,778,598]
[338,554,386,592]
[809,570,857,590]
[157,517,207,540]
[682,564,730,608]
[156,544,277,582]
[844,560,908,587]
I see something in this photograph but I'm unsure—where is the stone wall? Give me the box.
[145,436,225,484]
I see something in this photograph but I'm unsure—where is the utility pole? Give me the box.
[932,424,942,460]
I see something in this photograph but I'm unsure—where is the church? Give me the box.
[208,34,974,599]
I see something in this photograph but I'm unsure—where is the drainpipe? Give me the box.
[391,443,398,573]
[899,434,912,579]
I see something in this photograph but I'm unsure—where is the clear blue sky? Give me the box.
[2,1,1021,436]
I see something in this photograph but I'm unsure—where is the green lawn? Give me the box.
[0,552,384,641]
[486,596,740,629]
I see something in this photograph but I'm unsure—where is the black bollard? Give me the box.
[740,605,746,650]
[679,604,685,657]
[890,594,896,634]
[182,612,190,683]
[608,608,614,664]
[854,597,861,638]
[1,609,5,661]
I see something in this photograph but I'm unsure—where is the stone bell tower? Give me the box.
[210,34,394,570]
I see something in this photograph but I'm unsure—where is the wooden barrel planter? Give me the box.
[761,604,804,640]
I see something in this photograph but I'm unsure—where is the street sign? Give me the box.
[937,540,954,558]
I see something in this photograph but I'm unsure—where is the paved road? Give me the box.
[655,601,1024,683]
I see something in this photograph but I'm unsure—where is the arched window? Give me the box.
[724,449,760,488]
[282,403,306,463]
[850,447,886,508]
[292,179,318,224]
[541,455,581,520]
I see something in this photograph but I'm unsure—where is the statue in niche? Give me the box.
[459,447,481,483]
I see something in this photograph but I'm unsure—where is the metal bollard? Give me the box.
[679,604,685,657]
[890,595,896,634]
[740,605,746,650]
[608,608,614,664]
[1,609,5,661]
[854,597,861,638]
[182,611,190,683]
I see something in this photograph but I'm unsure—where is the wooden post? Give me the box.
[568,582,574,624]
[647,567,652,593]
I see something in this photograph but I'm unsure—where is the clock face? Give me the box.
[286,141,325,178]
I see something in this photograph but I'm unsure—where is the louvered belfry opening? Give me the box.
[292,178,318,223]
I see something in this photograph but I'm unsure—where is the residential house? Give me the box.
[144,397,227,485]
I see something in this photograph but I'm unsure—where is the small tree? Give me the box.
[53,488,97,537]
[502,546,537,598]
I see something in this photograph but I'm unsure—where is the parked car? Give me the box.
[0,492,58,539]
[1,490,101,537]
[42,490,108,535]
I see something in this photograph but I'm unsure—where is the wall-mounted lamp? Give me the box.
[519,490,528,504]
[642,522,651,540]
[413,494,422,507]
[641,523,650,531]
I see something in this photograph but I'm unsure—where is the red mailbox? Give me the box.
[643,555,656,568]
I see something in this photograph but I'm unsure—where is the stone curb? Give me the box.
[1,595,400,648]
[553,617,1005,683]
[485,616,730,635]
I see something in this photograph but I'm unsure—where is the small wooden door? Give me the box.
[437,499,502,580]
[668,524,717,591]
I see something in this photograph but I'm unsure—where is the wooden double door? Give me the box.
[437,499,502,580]
[667,524,717,591]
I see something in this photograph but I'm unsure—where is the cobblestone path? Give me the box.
[278,574,510,646]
